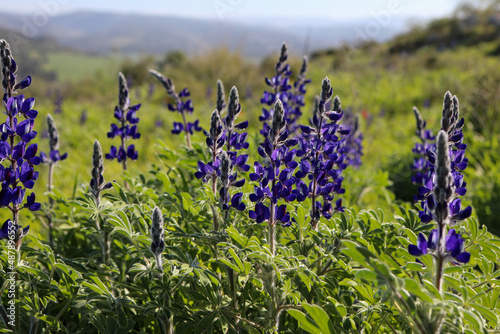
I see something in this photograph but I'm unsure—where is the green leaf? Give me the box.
[81,275,112,297]
[356,246,377,259]
[218,259,241,273]
[422,279,442,300]
[355,269,377,282]
[287,309,324,334]
[303,303,334,334]
[228,248,245,274]
[461,308,484,333]
[470,303,498,326]
[403,278,434,303]
[36,314,62,331]
[194,312,217,334]
[225,225,249,248]
[406,262,424,271]
[117,303,128,328]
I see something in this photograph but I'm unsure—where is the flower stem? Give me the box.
[180,109,191,149]
[435,222,447,292]
[47,162,55,245]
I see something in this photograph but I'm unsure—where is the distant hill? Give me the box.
[0,11,407,58]
[388,3,500,54]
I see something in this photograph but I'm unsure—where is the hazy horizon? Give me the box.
[0,0,468,25]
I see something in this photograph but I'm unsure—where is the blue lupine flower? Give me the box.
[150,69,201,148]
[408,229,470,263]
[342,107,364,168]
[53,90,63,114]
[259,43,310,138]
[296,78,349,229]
[0,40,40,248]
[249,99,295,228]
[196,84,249,229]
[40,114,68,166]
[0,219,29,240]
[414,93,471,225]
[106,73,141,170]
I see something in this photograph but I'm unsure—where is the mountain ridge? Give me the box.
[0,11,406,57]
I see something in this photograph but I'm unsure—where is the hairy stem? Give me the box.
[435,221,447,292]
[47,162,55,245]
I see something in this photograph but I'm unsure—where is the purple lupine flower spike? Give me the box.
[259,43,310,138]
[409,112,473,292]
[342,107,364,168]
[106,72,141,171]
[53,90,63,114]
[249,99,295,255]
[296,77,349,229]
[150,69,201,149]
[195,81,248,230]
[0,39,41,249]
[413,93,471,226]
[41,114,67,165]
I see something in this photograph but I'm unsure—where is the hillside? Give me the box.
[0,11,406,58]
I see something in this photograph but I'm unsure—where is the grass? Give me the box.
[46,51,120,82]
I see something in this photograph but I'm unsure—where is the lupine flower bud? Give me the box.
[90,140,112,200]
[226,86,241,130]
[47,114,59,151]
[320,77,333,103]
[92,140,103,182]
[278,43,287,66]
[220,151,231,185]
[299,56,308,78]
[434,130,455,222]
[0,40,13,94]
[149,69,175,95]
[150,206,165,256]
[332,96,341,112]
[210,109,223,141]
[216,79,225,114]
[269,99,285,144]
[413,106,426,138]
[118,72,130,112]
[313,96,320,117]
[441,91,455,134]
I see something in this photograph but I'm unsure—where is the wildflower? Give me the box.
[195,84,249,229]
[0,39,41,249]
[259,43,310,138]
[106,72,141,170]
[249,99,294,227]
[40,114,68,165]
[408,228,470,263]
[150,69,201,148]
[296,78,349,229]
[415,93,471,224]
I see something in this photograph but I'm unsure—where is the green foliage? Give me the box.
[3,3,500,330]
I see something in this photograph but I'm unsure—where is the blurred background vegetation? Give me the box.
[2,1,500,236]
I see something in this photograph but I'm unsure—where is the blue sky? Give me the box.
[1,0,467,22]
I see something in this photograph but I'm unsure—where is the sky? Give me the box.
[0,0,469,24]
